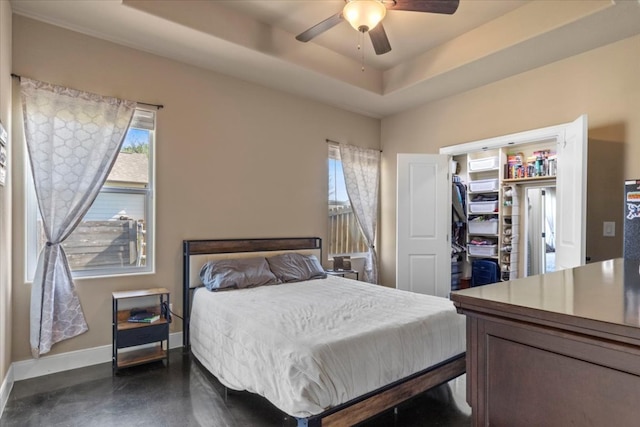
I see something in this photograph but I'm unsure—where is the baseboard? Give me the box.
[0,364,14,420]
[12,331,183,381]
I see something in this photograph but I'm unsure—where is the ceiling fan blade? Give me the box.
[296,12,344,42]
[387,0,460,15]
[369,23,391,55]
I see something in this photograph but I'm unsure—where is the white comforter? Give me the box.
[190,275,466,418]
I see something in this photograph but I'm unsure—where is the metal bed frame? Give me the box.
[182,237,465,427]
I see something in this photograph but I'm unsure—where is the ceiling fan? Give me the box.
[295,0,460,55]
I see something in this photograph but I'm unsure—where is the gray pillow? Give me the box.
[200,257,279,291]
[266,253,327,283]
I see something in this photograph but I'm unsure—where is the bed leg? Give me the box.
[294,416,320,427]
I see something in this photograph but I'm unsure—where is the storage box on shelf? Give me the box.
[468,244,497,257]
[468,217,499,235]
[469,201,499,214]
[469,156,499,172]
[468,178,499,193]
[112,288,171,374]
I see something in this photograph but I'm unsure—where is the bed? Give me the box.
[183,237,466,427]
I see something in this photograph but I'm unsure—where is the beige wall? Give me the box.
[380,34,640,287]
[586,139,625,263]
[0,0,13,389]
[11,16,380,361]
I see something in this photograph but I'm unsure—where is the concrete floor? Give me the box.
[1,349,471,427]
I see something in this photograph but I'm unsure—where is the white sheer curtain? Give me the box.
[339,143,381,284]
[21,78,135,357]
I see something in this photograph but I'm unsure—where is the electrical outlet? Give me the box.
[603,221,615,237]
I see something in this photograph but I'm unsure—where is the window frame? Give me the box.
[25,108,156,281]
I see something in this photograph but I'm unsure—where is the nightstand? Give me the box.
[112,288,171,374]
[325,269,359,281]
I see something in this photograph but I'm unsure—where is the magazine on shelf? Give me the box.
[127,309,160,323]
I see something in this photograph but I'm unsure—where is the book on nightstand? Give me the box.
[127,310,160,323]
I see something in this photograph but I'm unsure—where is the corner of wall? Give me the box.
[0,364,14,419]
[0,0,14,413]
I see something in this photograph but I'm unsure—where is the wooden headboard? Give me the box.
[182,237,322,348]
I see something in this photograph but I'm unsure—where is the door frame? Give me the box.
[438,115,587,274]
[397,116,587,295]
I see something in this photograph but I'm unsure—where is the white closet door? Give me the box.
[555,114,588,270]
[397,154,450,297]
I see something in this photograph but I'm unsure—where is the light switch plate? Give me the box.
[603,221,615,237]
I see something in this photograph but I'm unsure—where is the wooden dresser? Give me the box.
[451,258,640,426]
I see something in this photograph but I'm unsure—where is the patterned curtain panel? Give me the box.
[21,78,135,357]
[339,143,381,284]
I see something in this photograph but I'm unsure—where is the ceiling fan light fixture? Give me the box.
[343,0,387,33]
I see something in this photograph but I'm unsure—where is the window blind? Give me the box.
[130,108,156,130]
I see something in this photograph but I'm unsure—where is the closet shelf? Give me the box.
[503,176,556,183]
[468,190,499,195]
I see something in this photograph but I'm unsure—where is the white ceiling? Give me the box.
[10,0,640,118]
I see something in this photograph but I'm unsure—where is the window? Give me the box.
[26,108,156,280]
[328,144,367,257]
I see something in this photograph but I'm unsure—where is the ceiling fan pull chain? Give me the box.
[359,29,366,72]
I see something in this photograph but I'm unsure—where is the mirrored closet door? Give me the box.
[525,186,556,277]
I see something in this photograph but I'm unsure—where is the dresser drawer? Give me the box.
[117,323,168,348]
